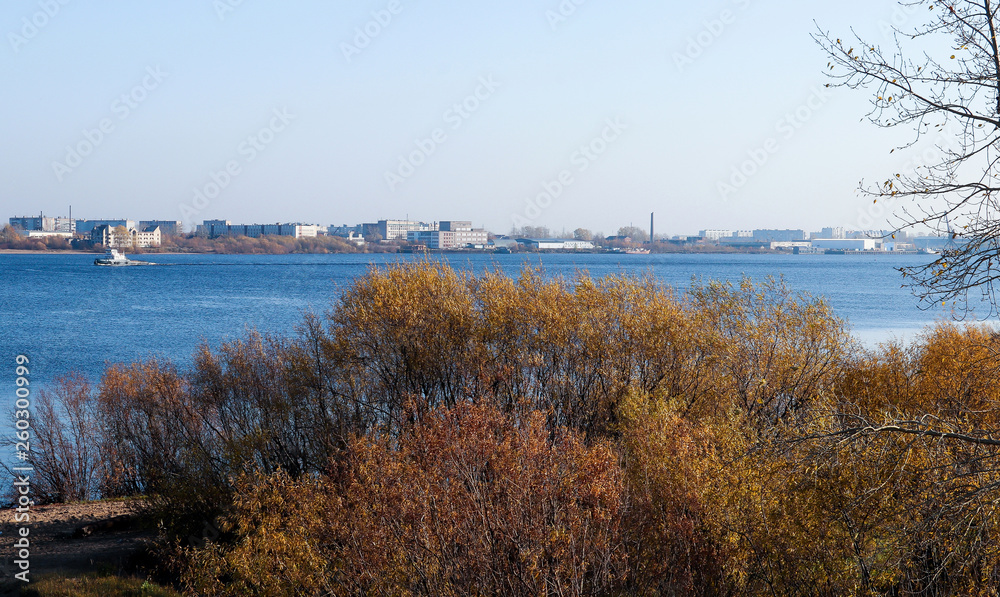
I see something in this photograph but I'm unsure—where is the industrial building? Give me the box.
[8,214,181,239]
[518,238,595,250]
[195,220,321,239]
[9,214,75,233]
[363,219,436,241]
[139,220,183,235]
[405,222,488,249]
[699,229,753,241]
[811,239,877,251]
[75,219,137,235]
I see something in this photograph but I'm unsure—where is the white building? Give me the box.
[293,224,321,238]
[700,229,732,241]
[438,221,488,247]
[770,241,812,250]
[518,238,595,250]
[25,230,74,239]
[365,219,436,240]
[408,228,489,249]
[135,226,162,248]
[811,239,877,251]
[91,225,161,248]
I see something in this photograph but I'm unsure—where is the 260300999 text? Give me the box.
[12,355,32,583]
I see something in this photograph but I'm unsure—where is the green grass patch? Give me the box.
[18,572,181,597]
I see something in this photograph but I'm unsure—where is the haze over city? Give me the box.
[3,1,931,235]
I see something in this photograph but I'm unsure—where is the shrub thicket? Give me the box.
[26,262,1000,595]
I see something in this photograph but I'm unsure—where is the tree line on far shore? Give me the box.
[0,225,366,254]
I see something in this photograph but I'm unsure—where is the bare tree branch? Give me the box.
[816,1,1000,315]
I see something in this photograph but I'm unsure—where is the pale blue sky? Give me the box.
[1,1,929,235]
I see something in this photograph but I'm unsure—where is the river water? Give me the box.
[1,252,991,386]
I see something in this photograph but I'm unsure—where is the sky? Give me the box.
[1,0,939,236]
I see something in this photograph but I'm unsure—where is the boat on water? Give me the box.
[399,244,428,254]
[624,247,651,255]
[918,248,941,255]
[94,249,151,266]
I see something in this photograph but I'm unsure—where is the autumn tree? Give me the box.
[0,224,22,242]
[511,225,551,238]
[701,321,1000,595]
[816,1,1000,314]
[111,225,135,250]
[182,402,626,596]
[617,226,649,242]
[1,375,104,503]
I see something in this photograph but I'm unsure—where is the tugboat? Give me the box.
[94,249,151,266]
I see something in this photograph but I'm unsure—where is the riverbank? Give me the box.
[0,499,177,595]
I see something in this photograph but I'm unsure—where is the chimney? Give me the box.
[650,212,654,242]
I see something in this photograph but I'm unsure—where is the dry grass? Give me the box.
[16,573,181,597]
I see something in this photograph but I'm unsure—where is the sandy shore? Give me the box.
[0,499,152,589]
[0,250,172,255]
[0,250,96,255]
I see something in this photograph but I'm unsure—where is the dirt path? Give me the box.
[0,501,153,592]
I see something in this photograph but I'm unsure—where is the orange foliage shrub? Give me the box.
[618,393,727,595]
[183,402,625,596]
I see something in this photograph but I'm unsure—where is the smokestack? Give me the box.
[650,212,654,242]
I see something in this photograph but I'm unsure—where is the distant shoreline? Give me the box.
[0,247,926,257]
